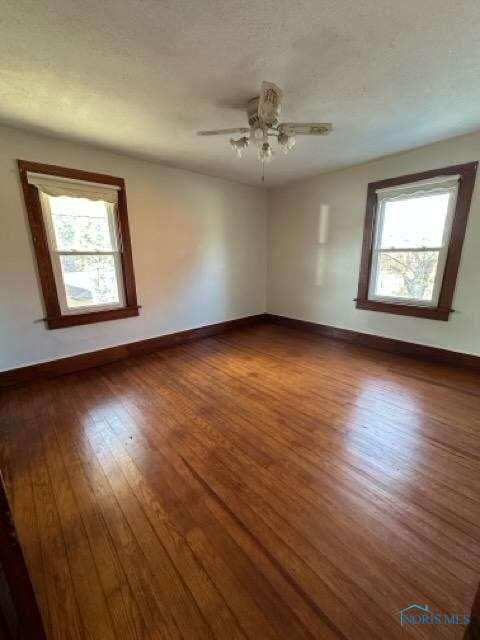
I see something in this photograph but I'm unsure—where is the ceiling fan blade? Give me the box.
[258,81,283,128]
[197,127,250,136]
[215,103,247,110]
[278,122,333,136]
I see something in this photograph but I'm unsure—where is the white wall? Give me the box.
[0,125,267,371]
[268,132,480,355]
[3,125,480,371]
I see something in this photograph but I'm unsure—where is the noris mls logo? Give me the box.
[397,603,470,627]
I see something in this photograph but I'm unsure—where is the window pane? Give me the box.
[372,250,439,302]
[48,196,115,251]
[59,254,121,309]
[379,193,451,249]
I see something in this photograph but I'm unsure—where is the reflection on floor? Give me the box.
[1,323,479,640]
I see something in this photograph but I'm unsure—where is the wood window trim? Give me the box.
[18,160,139,329]
[356,161,478,321]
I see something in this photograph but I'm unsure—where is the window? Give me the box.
[356,163,477,320]
[18,160,139,329]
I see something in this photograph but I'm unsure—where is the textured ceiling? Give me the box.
[2,0,480,187]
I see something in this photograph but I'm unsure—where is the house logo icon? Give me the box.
[396,601,471,627]
[397,604,430,627]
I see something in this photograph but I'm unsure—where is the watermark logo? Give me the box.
[397,603,470,627]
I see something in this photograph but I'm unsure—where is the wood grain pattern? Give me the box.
[4,311,480,389]
[1,322,480,639]
[265,313,480,370]
[0,314,265,388]
[0,470,46,639]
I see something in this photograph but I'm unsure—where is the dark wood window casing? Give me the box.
[18,160,139,329]
[356,162,477,321]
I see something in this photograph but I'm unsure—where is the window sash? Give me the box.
[40,192,120,253]
[369,248,443,307]
[39,190,126,315]
[368,182,458,306]
[53,251,125,314]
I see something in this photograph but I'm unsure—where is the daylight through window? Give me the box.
[41,192,124,313]
[356,162,477,321]
[369,176,459,306]
[19,161,138,329]
[28,174,124,314]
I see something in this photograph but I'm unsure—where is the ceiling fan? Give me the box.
[197,81,332,172]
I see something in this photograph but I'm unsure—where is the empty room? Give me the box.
[1,1,480,638]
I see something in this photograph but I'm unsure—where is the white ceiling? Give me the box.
[2,1,480,187]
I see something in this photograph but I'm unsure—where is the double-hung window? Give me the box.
[356,163,477,320]
[18,161,139,329]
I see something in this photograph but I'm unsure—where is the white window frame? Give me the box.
[32,178,126,315]
[368,176,459,308]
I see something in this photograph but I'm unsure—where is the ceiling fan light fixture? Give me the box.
[258,141,273,163]
[250,126,264,142]
[278,132,296,155]
[230,136,249,158]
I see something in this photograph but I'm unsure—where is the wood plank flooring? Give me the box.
[1,323,479,639]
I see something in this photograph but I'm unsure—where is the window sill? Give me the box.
[356,299,450,321]
[46,305,140,329]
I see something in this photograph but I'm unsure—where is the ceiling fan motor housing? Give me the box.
[247,98,260,128]
[247,96,280,129]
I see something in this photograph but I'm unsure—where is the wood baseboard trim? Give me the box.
[264,313,480,371]
[0,314,267,388]
[3,313,478,387]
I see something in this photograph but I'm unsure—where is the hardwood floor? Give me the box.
[1,323,479,639]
